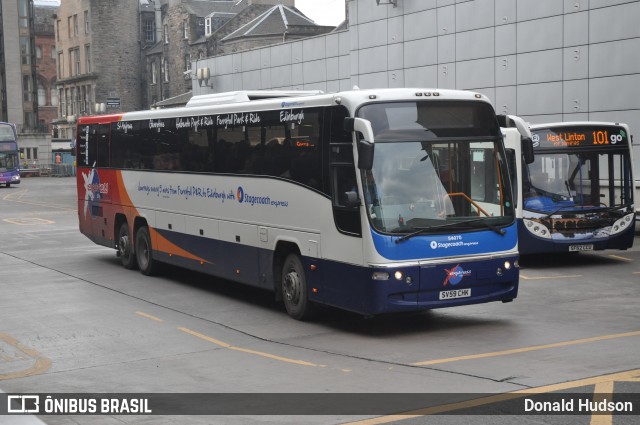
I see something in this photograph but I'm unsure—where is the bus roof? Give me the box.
[78,88,494,125]
[530,121,628,130]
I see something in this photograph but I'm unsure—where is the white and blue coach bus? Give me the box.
[76,89,520,320]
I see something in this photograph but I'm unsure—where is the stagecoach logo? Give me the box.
[236,186,245,203]
[81,168,105,219]
[443,264,472,286]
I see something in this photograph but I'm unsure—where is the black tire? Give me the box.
[281,253,316,320]
[6,183,10,188]
[117,222,137,269]
[135,226,159,276]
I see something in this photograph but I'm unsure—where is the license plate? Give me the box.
[569,244,593,252]
[439,288,471,300]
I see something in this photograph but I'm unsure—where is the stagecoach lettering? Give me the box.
[116,122,133,133]
[149,120,165,129]
[280,109,304,124]
[176,117,191,129]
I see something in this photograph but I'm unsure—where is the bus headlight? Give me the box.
[504,261,511,270]
[610,213,635,235]
[394,271,404,281]
[523,219,552,239]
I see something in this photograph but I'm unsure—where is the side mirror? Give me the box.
[344,117,375,170]
[357,140,374,170]
[344,190,360,208]
[522,137,535,164]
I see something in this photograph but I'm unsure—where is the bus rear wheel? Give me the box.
[135,226,158,276]
[6,183,10,188]
[281,253,315,320]
[117,222,137,269]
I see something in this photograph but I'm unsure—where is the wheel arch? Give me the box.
[272,240,301,302]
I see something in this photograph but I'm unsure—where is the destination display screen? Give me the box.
[0,141,18,151]
[531,126,628,149]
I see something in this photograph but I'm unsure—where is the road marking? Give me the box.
[0,333,52,381]
[608,254,633,262]
[2,189,28,200]
[135,311,164,322]
[3,217,55,225]
[2,189,74,211]
[520,274,582,280]
[341,369,640,425]
[590,381,614,425]
[412,330,640,366]
[178,327,321,367]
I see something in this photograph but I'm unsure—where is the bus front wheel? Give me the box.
[135,226,158,276]
[117,222,137,269]
[281,253,315,320]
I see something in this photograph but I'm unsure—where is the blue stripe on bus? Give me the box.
[370,224,518,260]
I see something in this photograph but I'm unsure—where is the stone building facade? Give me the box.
[0,0,39,131]
[34,4,58,133]
[54,0,142,139]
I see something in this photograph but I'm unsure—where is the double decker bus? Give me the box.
[503,119,635,255]
[76,88,519,319]
[0,122,21,188]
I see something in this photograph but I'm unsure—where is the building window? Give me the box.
[68,16,72,38]
[85,44,91,73]
[205,17,212,36]
[23,75,33,102]
[20,37,31,65]
[68,88,74,115]
[183,20,189,39]
[59,89,65,116]
[164,59,170,82]
[84,10,89,34]
[33,148,38,160]
[69,48,80,76]
[58,52,64,78]
[38,80,46,106]
[36,45,42,60]
[24,112,34,129]
[164,24,169,44]
[151,61,157,84]
[73,14,79,36]
[81,86,87,115]
[51,86,59,107]
[18,0,29,28]
[144,19,155,43]
[184,54,191,72]
[163,58,169,82]
[56,19,61,41]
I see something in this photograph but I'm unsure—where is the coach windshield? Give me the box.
[356,101,514,236]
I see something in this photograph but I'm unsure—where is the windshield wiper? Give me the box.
[395,218,505,244]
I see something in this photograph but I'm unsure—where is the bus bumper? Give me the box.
[366,255,519,315]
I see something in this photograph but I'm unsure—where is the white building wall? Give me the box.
[195,0,640,181]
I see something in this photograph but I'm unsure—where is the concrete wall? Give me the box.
[195,0,640,179]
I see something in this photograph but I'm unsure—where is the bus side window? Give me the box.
[84,124,109,167]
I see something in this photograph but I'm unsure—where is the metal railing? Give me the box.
[20,163,76,177]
